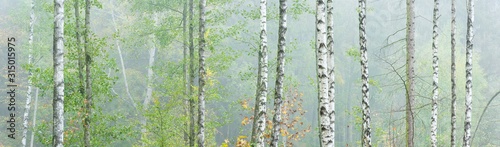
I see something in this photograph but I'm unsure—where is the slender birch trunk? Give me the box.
[22,0,35,146]
[141,13,158,146]
[52,0,65,146]
[270,0,287,146]
[76,0,85,101]
[197,0,207,146]
[30,88,39,147]
[358,0,371,146]
[463,0,474,146]
[316,0,333,146]
[83,0,92,145]
[405,0,416,146]
[110,0,136,109]
[430,0,439,146]
[326,0,335,146]
[182,0,190,145]
[188,0,196,145]
[250,0,268,146]
[450,0,457,146]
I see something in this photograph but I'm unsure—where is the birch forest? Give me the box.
[2,0,500,146]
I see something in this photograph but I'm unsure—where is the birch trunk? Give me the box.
[188,0,196,145]
[270,0,286,146]
[22,0,35,146]
[198,0,207,146]
[326,0,335,145]
[141,13,158,146]
[430,0,439,146]
[358,0,371,146]
[450,0,457,146]
[76,0,85,102]
[463,0,474,146]
[110,0,136,109]
[405,0,415,146]
[316,0,333,146]
[83,0,92,145]
[250,0,268,146]
[182,0,189,145]
[52,0,65,146]
[30,88,39,147]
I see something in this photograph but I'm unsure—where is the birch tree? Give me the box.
[83,0,93,145]
[250,0,269,146]
[110,0,136,109]
[188,0,196,145]
[450,0,457,146]
[182,0,189,145]
[358,0,371,146]
[316,0,334,146]
[30,89,39,147]
[22,0,35,145]
[52,0,65,146]
[405,0,416,146]
[463,0,474,146]
[198,0,207,146]
[270,0,287,146]
[141,13,158,146]
[430,0,439,146]
[326,0,335,145]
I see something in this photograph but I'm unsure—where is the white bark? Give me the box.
[110,1,137,109]
[250,0,268,146]
[30,88,39,147]
[326,0,335,146]
[52,0,65,146]
[316,0,333,146]
[359,0,371,146]
[463,0,474,146]
[450,0,457,146]
[141,13,158,146]
[22,0,35,145]
[430,0,439,146]
[198,0,207,146]
[270,0,286,146]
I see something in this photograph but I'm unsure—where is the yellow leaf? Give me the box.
[241,117,249,126]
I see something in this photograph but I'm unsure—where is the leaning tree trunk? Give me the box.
[198,0,207,146]
[250,0,269,146]
[431,0,439,146]
[450,0,457,146]
[110,0,136,109]
[358,0,371,146]
[405,0,415,146]
[52,0,65,146]
[30,88,39,147]
[141,13,158,146]
[463,0,474,146]
[270,0,287,146]
[83,0,92,145]
[326,0,335,146]
[188,0,195,145]
[316,0,333,146]
[22,0,35,146]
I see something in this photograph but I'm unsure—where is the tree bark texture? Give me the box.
[52,0,65,146]
[463,0,474,146]
[359,0,372,146]
[431,0,439,146]
[198,0,207,146]
[270,0,286,146]
[405,0,415,146]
